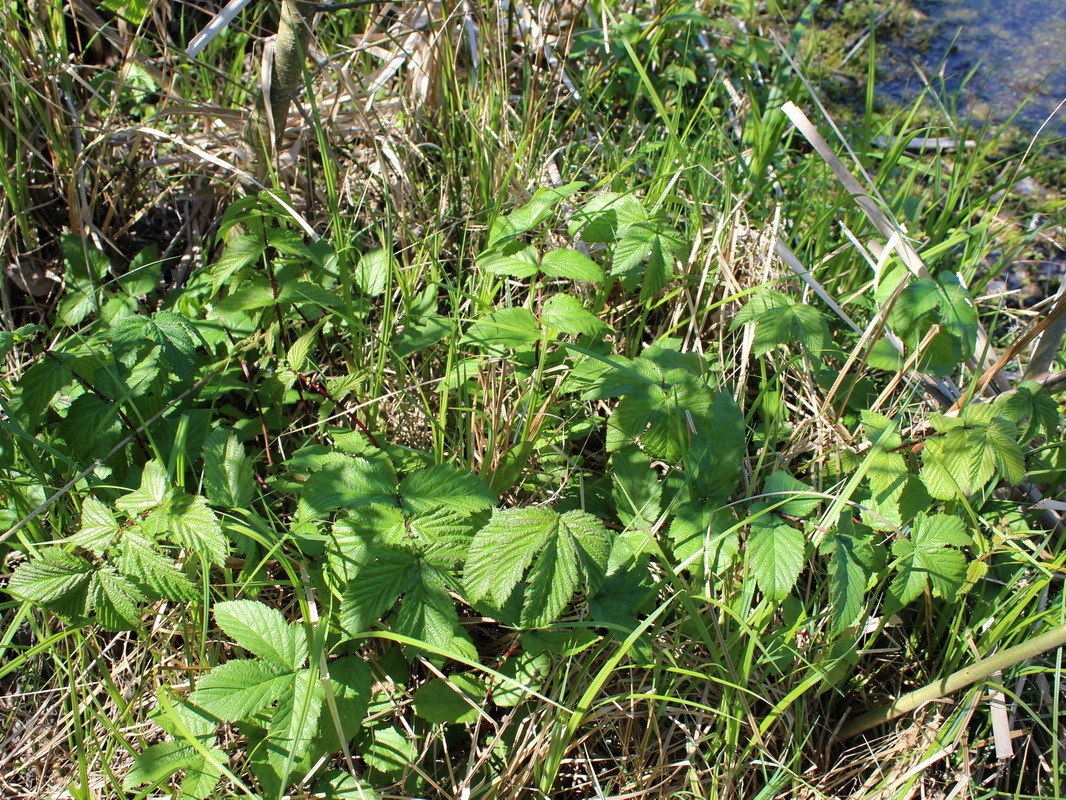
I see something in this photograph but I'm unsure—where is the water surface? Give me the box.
[890,0,1066,137]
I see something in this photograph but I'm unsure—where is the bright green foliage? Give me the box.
[746,511,806,602]
[162,599,373,796]
[124,702,225,800]
[202,428,255,509]
[568,340,719,462]
[871,268,979,375]
[465,507,611,627]
[920,404,1025,500]
[889,513,972,606]
[7,459,218,629]
[732,287,832,357]
[413,673,488,724]
[822,516,878,634]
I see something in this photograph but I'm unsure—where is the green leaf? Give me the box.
[392,561,472,656]
[92,569,147,630]
[297,456,397,521]
[747,514,805,602]
[668,502,739,579]
[611,444,661,528]
[214,600,308,672]
[487,181,585,246]
[921,406,1025,500]
[67,496,120,553]
[202,428,255,509]
[116,534,198,602]
[118,245,162,296]
[413,674,487,724]
[209,232,267,289]
[340,547,417,636]
[685,391,745,502]
[569,192,647,242]
[166,493,229,566]
[62,232,110,282]
[354,248,392,297]
[315,656,373,754]
[476,242,541,278]
[266,668,324,781]
[540,294,609,336]
[394,312,452,357]
[889,512,971,606]
[466,508,610,626]
[123,741,203,791]
[465,508,556,608]
[763,471,820,517]
[539,249,605,282]
[189,659,292,721]
[824,517,876,634]
[398,464,496,515]
[462,307,541,350]
[111,310,204,381]
[360,724,416,777]
[7,549,94,608]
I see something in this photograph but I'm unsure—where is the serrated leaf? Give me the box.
[392,560,470,655]
[639,227,684,303]
[57,393,121,460]
[119,245,162,296]
[286,328,317,373]
[465,508,556,608]
[189,659,292,720]
[398,464,496,515]
[111,310,203,381]
[123,741,203,790]
[202,428,254,509]
[361,724,415,777]
[394,312,452,357]
[166,493,228,566]
[747,515,805,602]
[521,533,580,627]
[214,600,308,672]
[209,232,267,289]
[92,569,146,630]
[488,650,549,707]
[540,294,609,336]
[921,406,1024,500]
[539,249,605,282]
[889,513,970,606]
[487,181,585,246]
[477,241,541,278]
[466,508,610,626]
[67,496,119,552]
[117,459,170,514]
[462,307,541,350]
[296,456,398,521]
[685,391,745,502]
[117,534,198,601]
[7,549,94,607]
[763,471,820,517]
[824,517,876,633]
[569,191,647,242]
[611,444,661,528]
[340,548,417,636]
[413,674,487,724]
[668,502,739,579]
[266,668,324,781]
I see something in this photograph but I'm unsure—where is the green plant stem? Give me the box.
[839,622,1066,739]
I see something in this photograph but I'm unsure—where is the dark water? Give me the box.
[889,0,1066,137]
